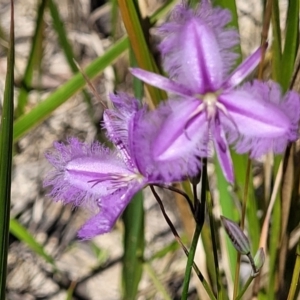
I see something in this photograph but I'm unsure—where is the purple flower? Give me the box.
[44,94,157,239]
[130,2,300,182]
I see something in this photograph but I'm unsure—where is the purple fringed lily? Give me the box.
[130,2,300,182]
[44,94,157,239]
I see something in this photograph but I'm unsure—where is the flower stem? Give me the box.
[207,192,222,298]
[182,159,207,299]
[181,222,202,300]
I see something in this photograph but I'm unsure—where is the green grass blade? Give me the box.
[48,0,95,120]
[122,192,144,299]
[13,37,128,142]
[280,0,299,91]
[268,193,281,299]
[117,0,167,106]
[213,0,241,63]
[9,219,56,267]
[0,1,14,297]
[16,0,47,117]
[48,0,77,73]
[215,159,238,282]
[149,0,177,24]
[271,0,282,82]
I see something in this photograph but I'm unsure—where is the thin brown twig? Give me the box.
[153,184,194,216]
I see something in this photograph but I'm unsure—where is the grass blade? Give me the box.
[0,1,14,297]
[117,0,167,106]
[280,0,299,91]
[213,0,241,62]
[48,0,96,120]
[13,37,128,142]
[271,0,282,82]
[9,219,55,267]
[122,192,144,299]
[48,0,77,73]
[16,0,47,117]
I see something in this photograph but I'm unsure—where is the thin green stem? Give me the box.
[181,159,207,299]
[207,192,222,298]
[233,159,252,299]
[181,223,202,300]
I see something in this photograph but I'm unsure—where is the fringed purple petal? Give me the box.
[78,184,143,239]
[221,81,300,157]
[158,2,239,89]
[44,138,132,208]
[109,92,140,112]
[104,93,146,169]
[132,99,208,182]
[130,68,193,97]
[104,93,141,147]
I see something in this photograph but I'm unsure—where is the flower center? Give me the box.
[202,92,218,120]
[88,172,144,190]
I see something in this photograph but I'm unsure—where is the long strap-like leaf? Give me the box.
[0,0,14,297]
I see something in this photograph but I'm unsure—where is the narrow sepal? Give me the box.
[223,45,265,89]
[130,68,193,97]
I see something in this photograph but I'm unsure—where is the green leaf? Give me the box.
[122,192,144,300]
[280,0,299,91]
[215,158,238,280]
[0,1,14,296]
[13,37,128,142]
[213,0,242,63]
[16,0,47,117]
[48,0,95,120]
[271,0,282,82]
[9,219,56,267]
[117,0,167,106]
[48,0,77,73]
